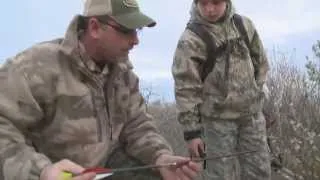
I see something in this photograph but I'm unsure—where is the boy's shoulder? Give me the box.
[234,13,257,31]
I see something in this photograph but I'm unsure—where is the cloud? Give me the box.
[1,0,319,82]
[140,0,320,42]
[0,0,81,60]
[129,49,174,80]
[132,0,320,80]
[233,0,320,40]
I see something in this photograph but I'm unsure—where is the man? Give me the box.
[172,0,271,179]
[0,0,201,180]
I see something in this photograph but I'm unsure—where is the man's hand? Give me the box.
[187,138,205,158]
[155,154,202,180]
[40,159,96,180]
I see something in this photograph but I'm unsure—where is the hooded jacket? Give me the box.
[172,1,269,133]
[0,15,172,180]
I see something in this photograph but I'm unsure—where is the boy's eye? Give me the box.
[199,0,225,6]
[212,0,225,5]
[198,0,209,6]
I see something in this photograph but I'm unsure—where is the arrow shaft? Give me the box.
[111,162,177,173]
[111,150,258,173]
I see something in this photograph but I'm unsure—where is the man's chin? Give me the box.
[116,53,130,61]
[121,50,130,57]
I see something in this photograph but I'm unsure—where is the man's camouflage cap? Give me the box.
[83,0,156,29]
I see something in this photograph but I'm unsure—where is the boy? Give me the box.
[172,0,271,179]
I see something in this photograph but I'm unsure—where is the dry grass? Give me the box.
[146,57,320,180]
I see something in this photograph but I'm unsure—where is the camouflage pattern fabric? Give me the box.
[172,1,271,180]
[104,147,161,180]
[202,112,271,180]
[172,1,269,132]
[0,15,172,180]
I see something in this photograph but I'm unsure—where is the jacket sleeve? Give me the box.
[246,18,270,88]
[119,71,173,165]
[0,60,52,180]
[171,30,207,141]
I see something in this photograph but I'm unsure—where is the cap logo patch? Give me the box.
[123,0,138,7]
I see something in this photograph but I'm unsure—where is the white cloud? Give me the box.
[130,49,173,80]
[1,0,319,80]
[132,0,320,80]
[140,0,320,40]
[233,0,320,40]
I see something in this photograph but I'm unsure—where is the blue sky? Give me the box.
[1,0,319,101]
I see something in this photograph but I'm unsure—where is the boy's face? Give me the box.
[197,0,228,22]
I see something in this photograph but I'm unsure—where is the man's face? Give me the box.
[88,17,140,63]
[197,0,227,22]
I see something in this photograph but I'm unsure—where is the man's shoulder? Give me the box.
[1,38,67,84]
[3,38,64,72]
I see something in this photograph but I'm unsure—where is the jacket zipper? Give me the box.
[104,73,115,141]
[78,68,107,142]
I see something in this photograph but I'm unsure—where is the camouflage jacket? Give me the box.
[172,2,269,133]
[0,15,172,180]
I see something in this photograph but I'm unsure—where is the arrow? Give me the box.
[61,150,258,180]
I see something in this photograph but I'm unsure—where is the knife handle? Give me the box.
[198,144,207,169]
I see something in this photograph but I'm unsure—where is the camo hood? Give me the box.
[189,0,235,26]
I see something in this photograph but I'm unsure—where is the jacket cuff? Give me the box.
[151,149,173,165]
[30,154,52,179]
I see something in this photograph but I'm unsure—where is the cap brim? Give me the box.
[112,12,156,29]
